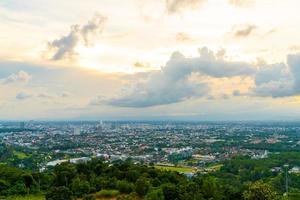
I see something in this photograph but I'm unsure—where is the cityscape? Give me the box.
[2,121,300,173]
[2,0,300,199]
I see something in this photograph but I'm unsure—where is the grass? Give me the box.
[154,165,195,173]
[3,194,44,200]
[95,190,120,198]
[206,164,223,171]
[13,150,29,159]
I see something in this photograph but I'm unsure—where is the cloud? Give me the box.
[228,0,254,8]
[232,24,257,38]
[16,89,72,101]
[16,91,33,100]
[232,90,241,96]
[175,32,193,42]
[61,92,72,98]
[253,81,294,98]
[47,13,106,60]
[252,53,300,97]
[165,0,206,14]
[288,53,300,92]
[37,92,54,99]
[1,71,31,84]
[133,62,151,68]
[99,47,255,107]
[289,45,300,51]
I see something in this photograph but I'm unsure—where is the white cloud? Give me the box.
[16,91,33,100]
[165,0,206,14]
[47,13,106,60]
[228,0,254,8]
[232,24,257,38]
[61,92,72,98]
[1,71,31,84]
[37,92,54,99]
[100,47,255,107]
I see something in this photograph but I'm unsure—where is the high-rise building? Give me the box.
[96,121,103,134]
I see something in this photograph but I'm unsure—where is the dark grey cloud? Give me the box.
[232,24,257,38]
[48,14,106,60]
[99,47,255,107]
[165,0,206,14]
[1,71,31,84]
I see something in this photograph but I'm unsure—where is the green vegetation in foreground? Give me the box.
[154,165,195,173]
[3,153,300,200]
[3,194,44,200]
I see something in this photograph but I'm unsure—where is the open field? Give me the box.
[206,164,223,171]
[13,150,29,159]
[154,165,195,173]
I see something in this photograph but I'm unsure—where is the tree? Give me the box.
[162,184,178,200]
[201,176,222,199]
[146,188,165,200]
[54,163,77,186]
[0,179,9,194]
[45,186,73,200]
[135,177,150,197]
[71,177,90,197]
[243,181,277,200]
[22,173,35,194]
[117,180,135,194]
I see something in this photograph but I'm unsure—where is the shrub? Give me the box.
[45,186,73,200]
[135,177,150,197]
[95,189,120,198]
[117,180,135,194]
[83,194,96,200]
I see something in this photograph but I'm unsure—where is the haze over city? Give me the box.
[1,0,300,120]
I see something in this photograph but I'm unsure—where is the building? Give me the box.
[74,127,81,135]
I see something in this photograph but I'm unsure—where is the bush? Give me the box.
[243,181,276,200]
[117,180,135,194]
[7,182,27,196]
[71,178,90,197]
[146,189,165,200]
[135,177,150,197]
[45,186,73,200]
[96,189,120,198]
[83,194,96,200]
[117,193,139,200]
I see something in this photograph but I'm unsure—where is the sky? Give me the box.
[1,0,300,120]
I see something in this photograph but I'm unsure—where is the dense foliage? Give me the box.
[1,153,300,199]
